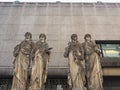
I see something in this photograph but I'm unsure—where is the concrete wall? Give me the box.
[0,2,120,69]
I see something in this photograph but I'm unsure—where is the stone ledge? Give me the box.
[0,57,120,78]
[101,57,120,67]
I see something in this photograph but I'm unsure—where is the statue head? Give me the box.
[71,34,78,42]
[39,33,46,42]
[84,33,91,41]
[25,32,32,40]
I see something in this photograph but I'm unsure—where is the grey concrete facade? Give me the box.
[0,2,120,76]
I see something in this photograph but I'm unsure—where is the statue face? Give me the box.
[85,36,91,42]
[40,36,45,42]
[72,36,77,42]
[25,34,31,40]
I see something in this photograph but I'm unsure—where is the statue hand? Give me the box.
[75,60,80,65]
[77,56,83,61]
[35,77,39,82]
[28,64,30,68]
[13,68,16,75]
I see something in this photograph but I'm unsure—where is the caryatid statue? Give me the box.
[64,34,86,90]
[11,32,34,90]
[29,34,52,90]
[82,34,103,90]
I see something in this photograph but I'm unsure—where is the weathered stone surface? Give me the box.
[0,2,120,76]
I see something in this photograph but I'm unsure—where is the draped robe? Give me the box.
[11,40,34,90]
[68,51,85,90]
[29,42,50,90]
[64,41,85,90]
[83,41,103,90]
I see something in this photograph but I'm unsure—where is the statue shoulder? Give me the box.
[19,40,25,45]
[30,40,34,44]
[68,42,71,46]
[31,41,35,48]
[81,42,85,47]
[45,42,49,46]
[91,40,96,44]
[77,41,82,46]
[35,41,40,47]
[13,44,21,57]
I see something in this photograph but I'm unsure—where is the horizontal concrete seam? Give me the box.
[0,66,69,69]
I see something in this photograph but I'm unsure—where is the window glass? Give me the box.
[101,44,120,57]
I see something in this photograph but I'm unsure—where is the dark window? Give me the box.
[96,40,120,57]
[101,44,120,57]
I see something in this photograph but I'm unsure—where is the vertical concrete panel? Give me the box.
[0,3,120,67]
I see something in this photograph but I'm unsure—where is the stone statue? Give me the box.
[11,32,34,90]
[29,34,52,90]
[82,34,103,90]
[64,34,86,90]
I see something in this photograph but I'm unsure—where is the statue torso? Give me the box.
[83,41,95,55]
[20,40,33,55]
